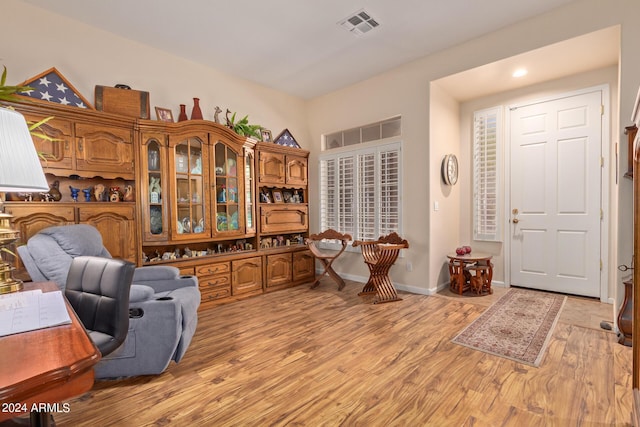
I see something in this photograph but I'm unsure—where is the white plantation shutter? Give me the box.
[358,153,376,241]
[320,158,336,231]
[473,106,502,241]
[319,141,402,244]
[338,156,355,235]
[380,149,399,235]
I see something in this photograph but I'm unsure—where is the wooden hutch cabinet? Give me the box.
[2,101,137,280]
[256,142,314,290]
[2,100,314,309]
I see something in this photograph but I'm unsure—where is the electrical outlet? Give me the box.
[406,261,413,272]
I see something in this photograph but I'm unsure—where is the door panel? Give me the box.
[510,90,601,297]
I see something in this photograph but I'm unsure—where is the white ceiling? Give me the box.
[19,0,614,100]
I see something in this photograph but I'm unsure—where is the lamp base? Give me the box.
[0,262,23,294]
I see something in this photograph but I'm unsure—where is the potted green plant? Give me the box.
[227,111,262,139]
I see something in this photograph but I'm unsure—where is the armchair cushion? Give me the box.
[129,284,155,303]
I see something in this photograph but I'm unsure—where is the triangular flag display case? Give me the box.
[273,128,301,148]
[17,67,94,109]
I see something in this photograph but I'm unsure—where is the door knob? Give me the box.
[512,218,519,224]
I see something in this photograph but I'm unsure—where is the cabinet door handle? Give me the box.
[78,140,83,152]
[64,141,69,150]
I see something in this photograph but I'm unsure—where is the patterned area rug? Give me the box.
[452,288,566,367]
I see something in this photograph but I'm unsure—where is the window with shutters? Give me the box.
[319,140,401,246]
[473,106,502,241]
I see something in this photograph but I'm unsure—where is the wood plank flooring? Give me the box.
[50,279,632,426]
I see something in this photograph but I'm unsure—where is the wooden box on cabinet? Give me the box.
[95,85,150,119]
[260,205,308,234]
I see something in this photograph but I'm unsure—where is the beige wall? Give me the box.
[307,0,640,295]
[2,0,310,148]
[429,83,460,291]
[4,0,640,299]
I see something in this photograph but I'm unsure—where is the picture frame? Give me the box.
[155,107,174,123]
[282,190,293,203]
[260,189,272,203]
[261,129,273,142]
[272,190,283,203]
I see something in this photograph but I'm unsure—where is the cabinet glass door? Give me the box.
[245,149,255,234]
[213,141,242,234]
[145,138,166,240]
[174,137,206,238]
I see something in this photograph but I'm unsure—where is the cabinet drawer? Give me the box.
[200,274,231,288]
[196,262,231,276]
[179,267,195,276]
[260,205,308,234]
[201,284,232,302]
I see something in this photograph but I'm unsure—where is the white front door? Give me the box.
[510,90,602,297]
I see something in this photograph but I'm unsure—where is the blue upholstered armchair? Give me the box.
[17,224,201,379]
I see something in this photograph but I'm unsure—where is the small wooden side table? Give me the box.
[446,252,493,295]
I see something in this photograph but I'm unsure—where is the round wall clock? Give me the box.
[441,154,458,185]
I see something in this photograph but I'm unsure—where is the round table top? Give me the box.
[447,252,493,261]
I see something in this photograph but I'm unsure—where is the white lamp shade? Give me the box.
[0,108,49,192]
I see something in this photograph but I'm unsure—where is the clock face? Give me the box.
[442,154,458,185]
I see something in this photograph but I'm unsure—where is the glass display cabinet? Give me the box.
[212,141,244,236]
[140,134,168,241]
[244,148,256,234]
[170,134,208,241]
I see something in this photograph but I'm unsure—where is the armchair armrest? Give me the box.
[133,265,198,293]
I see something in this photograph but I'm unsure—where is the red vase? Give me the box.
[178,104,188,122]
[191,98,203,120]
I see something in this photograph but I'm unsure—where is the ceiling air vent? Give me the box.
[338,9,380,36]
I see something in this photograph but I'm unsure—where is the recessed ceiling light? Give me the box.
[338,9,380,37]
[512,68,528,78]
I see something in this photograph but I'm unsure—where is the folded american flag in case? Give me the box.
[17,67,94,109]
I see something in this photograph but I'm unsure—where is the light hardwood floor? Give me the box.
[52,278,632,426]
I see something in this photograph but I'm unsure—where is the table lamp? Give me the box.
[0,107,49,294]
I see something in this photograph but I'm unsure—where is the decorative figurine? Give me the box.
[214,106,222,124]
[94,183,105,202]
[48,180,62,201]
[149,176,161,203]
[123,184,134,202]
[69,186,80,202]
[109,187,121,202]
[82,188,92,202]
[191,157,202,174]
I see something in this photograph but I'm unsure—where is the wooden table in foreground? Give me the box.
[0,282,100,426]
[446,252,493,295]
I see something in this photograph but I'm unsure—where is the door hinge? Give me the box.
[600,259,603,271]
[601,104,605,115]
[601,209,604,220]
[601,156,604,167]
